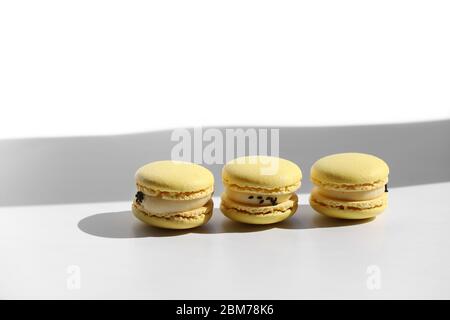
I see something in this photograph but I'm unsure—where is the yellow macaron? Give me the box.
[309,153,389,219]
[220,156,302,224]
[132,160,214,229]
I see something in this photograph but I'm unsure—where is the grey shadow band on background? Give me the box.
[1,119,449,206]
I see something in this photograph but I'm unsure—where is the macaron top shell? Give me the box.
[222,156,302,193]
[135,160,214,199]
[310,153,389,191]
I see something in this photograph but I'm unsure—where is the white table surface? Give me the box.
[1,182,450,299]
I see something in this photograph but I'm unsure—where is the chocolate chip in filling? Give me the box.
[135,191,144,204]
[247,194,279,206]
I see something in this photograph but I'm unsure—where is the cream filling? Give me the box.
[225,188,292,206]
[139,194,211,215]
[315,186,385,201]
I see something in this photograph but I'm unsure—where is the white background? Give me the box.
[1,0,450,138]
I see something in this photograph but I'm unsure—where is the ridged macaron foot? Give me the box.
[220,155,302,225]
[309,153,389,219]
[132,199,213,230]
[132,160,214,229]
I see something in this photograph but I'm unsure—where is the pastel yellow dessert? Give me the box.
[309,153,389,219]
[220,156,302,224]
[132,160,214,229]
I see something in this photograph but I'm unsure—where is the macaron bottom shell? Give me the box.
[132,199,213,230]
[220,193,299,225]
[309,189,387,220]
